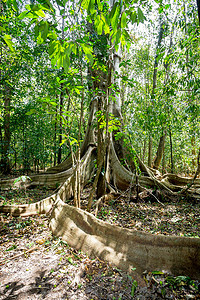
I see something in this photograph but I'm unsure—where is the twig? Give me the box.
[139,184,165,206]
[0,246,39,266]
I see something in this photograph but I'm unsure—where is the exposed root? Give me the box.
[1,142,200,280]
[0,195,57,217]
[49,197,200,280]
[0,146,95,190]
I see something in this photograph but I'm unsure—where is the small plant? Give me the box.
[166,275,198,290]
[128,269,138,297]
[6,244,17,251]
[131,279,137,297]
[15,218,32,229]
[0,195,6,202]
[13,175,31,197]
[13,175,31,186]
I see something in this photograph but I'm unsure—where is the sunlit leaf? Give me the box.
[3,35,15,52]
[121,12,127,28]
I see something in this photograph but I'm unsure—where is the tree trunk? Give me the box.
[142,139,146,162]
[169,127,174,174]
[1,86,11,174]
[57,82,64,165]
[148,136,152,167]
[151,20,165,97]
[152,132,166,170]
[191,136,196,170]
[54,102,58,166]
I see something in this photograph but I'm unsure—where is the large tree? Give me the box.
[0,0,200,280]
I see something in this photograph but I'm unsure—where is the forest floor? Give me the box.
[0,185,200,299]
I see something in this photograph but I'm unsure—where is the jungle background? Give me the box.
[0,0,200,299]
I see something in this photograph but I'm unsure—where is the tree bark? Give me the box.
[1,86,11,174]
[57,82,64,165]
[152,132,166,170]
[148,136,152,167]
[151,20,165,97]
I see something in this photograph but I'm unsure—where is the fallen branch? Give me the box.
[138,184,165,206]
[0,246,39,266]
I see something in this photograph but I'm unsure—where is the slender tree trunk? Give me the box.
[152,132,166,170]
[162,144,165,175]
[54,103,58,166]
[148,136,152,167]
[147,19,165,171]
[76,64,85,208]
[191,136,196,170]
[57,82,64,165]
[151,20,165,97]
[1,86,11,174]
[169,128,174,173]
[142,140,146,162]
[57,7,65,165]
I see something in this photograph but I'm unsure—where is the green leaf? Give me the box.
[3,35,14,52]
[72,44,77,55]
[37,32,44,44]
[152,271,164,275]
[103,21,110,35]
[111,5,120,30]
[0,26,6,32]
[88,0,95,14]
[60,9,65,15]
[69,139,77,146]
[137,7,146,23]
[30,4,40,11]
[12,0,18,11]
[18,11,28,20]
[85,52,93,64]
[41,22,49,40]
[131,280,137,297]
[82,44,93,64]
[65,43,73,56]
[130,11,137,23]
[109,2,118,20]
[35,9,46,17]
[97,0,103,11]
[81,0,90,10]
[68,257,74,264]
[63,55,70,73]
[48,31,57,40]
[60,139,66,146]
[56,55,63,69]
[49,42,56,56]
[6,245,17,251]
[97,20,103,35]
[50,102,57,106]
[115,29,121,45]
[26,109,36,115]
[121,12,127,28]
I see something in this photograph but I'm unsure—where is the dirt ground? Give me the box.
[0,186,200,299]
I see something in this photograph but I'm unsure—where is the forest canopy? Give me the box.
[0,0,199,178]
